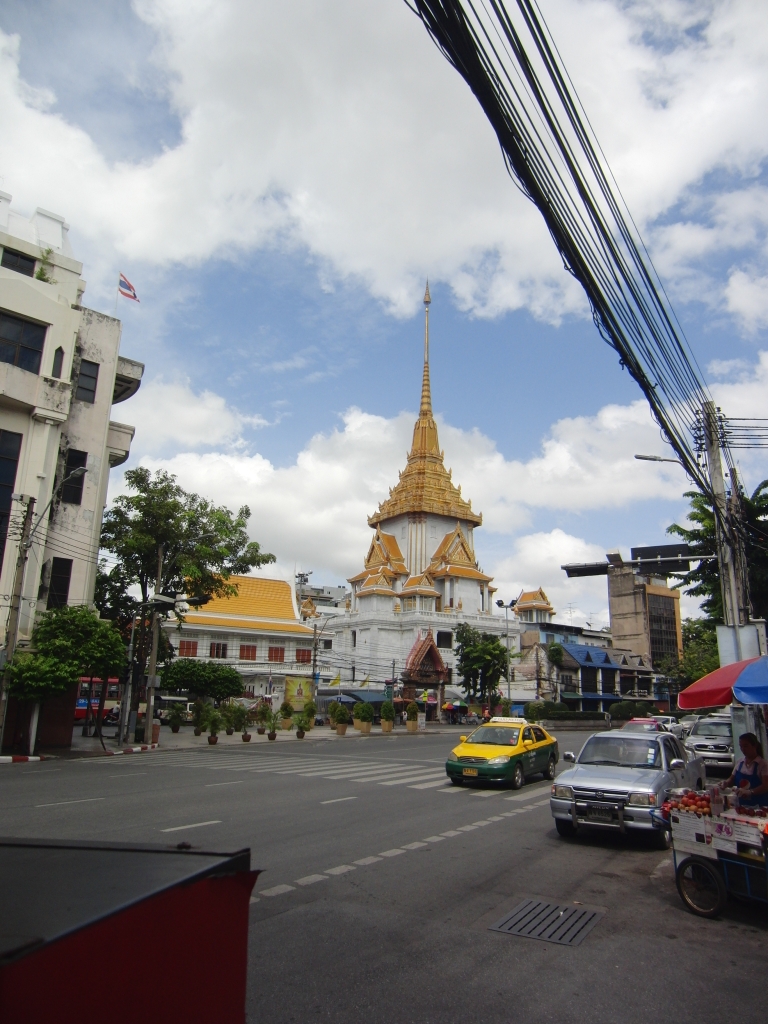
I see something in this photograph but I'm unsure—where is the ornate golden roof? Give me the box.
[368,286,482,528]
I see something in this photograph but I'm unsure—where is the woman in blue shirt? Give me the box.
[723,732,768,807]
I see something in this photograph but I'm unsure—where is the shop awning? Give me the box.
[677,656,766,709]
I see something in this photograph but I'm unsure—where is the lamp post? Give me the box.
[495,599,517,700]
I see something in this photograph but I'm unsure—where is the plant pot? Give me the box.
[360,722,372,735]
[171,724,180,734]
[406,720,418,733]
[256,727,266,735]
[352,719,361,731]
[296,730,305,739]
[281,719,293,730]
[194,728,202,737]
[381,720,393,734]
[208,735,218,745]
[336,723,348,736]
[267,731,277,741]
[242,733,251,742]
[226,728,235,736]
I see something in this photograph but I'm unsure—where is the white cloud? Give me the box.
[1,1,768,320]
[725,270,768,332]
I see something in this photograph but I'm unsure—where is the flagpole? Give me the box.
[113,285,119,318]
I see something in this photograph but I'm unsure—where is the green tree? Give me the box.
[668,482,768,620]
[161,659,244,700]
[7,654,79,703]
[658,618,720,693]
[454,623,508,706]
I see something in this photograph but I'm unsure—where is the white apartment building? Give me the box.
[0,194,143,643]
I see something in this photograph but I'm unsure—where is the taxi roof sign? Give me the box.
[489,717,527,724]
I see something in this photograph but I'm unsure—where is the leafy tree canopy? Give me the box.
[668,482,768,621]
[161,658,244,700]
[454,623,508,705]
[7,654,80,702]
[658,618,720,692]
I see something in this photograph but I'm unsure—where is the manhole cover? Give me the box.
[489,899,604,946]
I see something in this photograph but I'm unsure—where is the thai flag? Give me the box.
[118,273,140,302]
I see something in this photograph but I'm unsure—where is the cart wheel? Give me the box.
[675,856,727,918]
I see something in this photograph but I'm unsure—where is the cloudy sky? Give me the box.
[2,0,768,627]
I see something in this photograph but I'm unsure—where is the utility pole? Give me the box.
[143,545,164,745]
[0,495,35,750]
[702,401,750,661]
[312,621,318,698]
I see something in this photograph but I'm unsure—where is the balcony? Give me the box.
[112,356,144,404]
[0,361,71,421]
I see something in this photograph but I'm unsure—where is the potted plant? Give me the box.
[254,701,269,735]
[221,702,237,736]
[327,700,340,727]
[191,700,209,737]
[358,702,374,735]
[406,701,419,733]
[352,702,364,730]
[294,712,310,739]
[207,708,223,745]
[380,700,395,734]
[167,703,186,734]
[266,709,281,741]
[335,705,350,736]
[303,698,317,729]
[232,703,250,741]
[279,700,294,730]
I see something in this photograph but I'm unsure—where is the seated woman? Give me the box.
[723,732,768,806]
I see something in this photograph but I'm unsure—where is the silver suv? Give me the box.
[683,717,734,771]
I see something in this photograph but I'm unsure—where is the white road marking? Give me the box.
[504,787,550,802]
[249,896,260,904]
[441,830,462,836]
[379,848,407,857]
[438,787,461,794]
[109,773,147,778]
[160,820,221,832]
[296,874,328,886]
[378,771,446,786]
[423,835,446,842]
[354,856,382,865]
[471,820,493,826]
[36,797,106,808]
[206,781,244,787]
[409,778,452,789]
[321,796,358,805]
[402,841,428,849]
[470,791,498,798]
[260,884,296,896]
[457,825,478,831]
[325,864,356,875]
[488,815,504,821]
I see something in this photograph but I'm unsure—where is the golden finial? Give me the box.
[424,280,431,306]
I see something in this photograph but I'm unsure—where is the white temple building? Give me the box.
[331,286,521,691]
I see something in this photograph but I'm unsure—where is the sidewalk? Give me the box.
[50,722,467,759]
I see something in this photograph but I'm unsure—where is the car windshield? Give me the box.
[691,721,732,738]
[466,726,520,745]
[578,735,662,769]
[621,722,658,732]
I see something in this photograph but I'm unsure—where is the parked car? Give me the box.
[550,731,704,847]
[683,717,734,772]
[650,715,685,738]
[446,719,559,789]
[621,718,668,733]
[677,714,701,738]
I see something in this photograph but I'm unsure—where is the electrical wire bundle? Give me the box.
[405,0,717,493]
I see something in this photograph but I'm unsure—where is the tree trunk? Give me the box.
[28,701,41,756]
[95,676,108,752]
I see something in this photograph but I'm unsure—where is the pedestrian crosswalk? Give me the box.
[85,749,552,798]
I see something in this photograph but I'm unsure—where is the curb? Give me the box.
[0,755,48,764]
[86,743,160,757]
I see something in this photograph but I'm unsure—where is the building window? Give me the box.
[648,593,679,668]
[210,642,228,659]
[402,596,416,611]
[0,310,47,375]
[560,673,573,690]
[322,639,332,650]
[351,666,356,682]
[296,648,312,664]
[48,557,73,609]
[430,525,437,539]
[51,346,64,378]
[61,449,87,504]
[436,631,453,649]
[240,644,257,661]
[0,430,22,574]
[178,640,198,657]
[268,646,285,663]
[419,597,434,611]
[352,630,356,648]
[1,248,36,276]
[75,359,99,403]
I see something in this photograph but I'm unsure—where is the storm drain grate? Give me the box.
[489,899,604,946]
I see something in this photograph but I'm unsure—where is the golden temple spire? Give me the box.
[420,281,432,417]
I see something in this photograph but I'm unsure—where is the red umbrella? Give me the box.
[677,657,761,710]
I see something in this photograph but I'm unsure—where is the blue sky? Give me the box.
[2,0,768,625]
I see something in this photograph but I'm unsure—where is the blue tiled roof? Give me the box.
[561,643,627,669]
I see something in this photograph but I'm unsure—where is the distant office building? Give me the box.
[607,552,683,669]
[0,195,143,643]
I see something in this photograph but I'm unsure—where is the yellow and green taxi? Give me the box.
[445,718,559,789]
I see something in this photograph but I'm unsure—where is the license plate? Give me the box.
[462,767,479,776]
[586,804,614,821]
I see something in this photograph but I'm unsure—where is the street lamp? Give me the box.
[634,454,683,466]
[496,599,517,700]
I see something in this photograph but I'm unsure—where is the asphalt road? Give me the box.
[3,728,767,1023]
